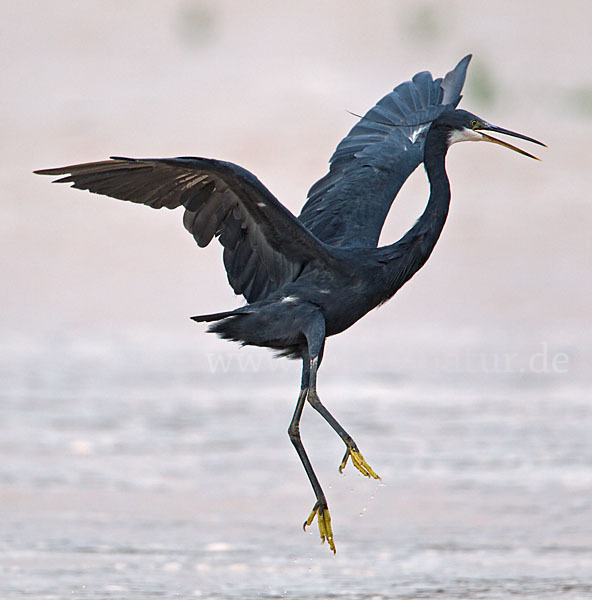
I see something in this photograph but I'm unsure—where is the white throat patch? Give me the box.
[448,127,483,145]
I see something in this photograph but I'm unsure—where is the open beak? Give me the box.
[477,124,547,160]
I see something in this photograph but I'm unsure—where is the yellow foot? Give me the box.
[303,502,336,554]
[339,448,381,480]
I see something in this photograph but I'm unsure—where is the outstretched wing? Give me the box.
[299,55,472,248]
[35,157,337,303]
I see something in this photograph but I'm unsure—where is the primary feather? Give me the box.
[35,157,337,303]
[35,56,471,305]
[298,54,471,247]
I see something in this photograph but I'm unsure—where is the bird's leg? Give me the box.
[287,354,335,553]
[306,343,381,481]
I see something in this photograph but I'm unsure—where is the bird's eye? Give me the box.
[471,120,480,129]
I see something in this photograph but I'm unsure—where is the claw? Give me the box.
[303,502,336,554]
[339,448,381,480]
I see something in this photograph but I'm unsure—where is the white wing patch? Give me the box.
[408,123,429,144]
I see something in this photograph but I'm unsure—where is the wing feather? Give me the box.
[299,55,471,248]
[36,157,336,303]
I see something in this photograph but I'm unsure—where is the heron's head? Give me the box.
[435,109,546,159]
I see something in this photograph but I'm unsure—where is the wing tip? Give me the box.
[34,167,68,176]
[459,53,473,66]
[441,53,472,107]
[34,156,147,179]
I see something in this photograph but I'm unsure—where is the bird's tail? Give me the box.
[190,309,249,323]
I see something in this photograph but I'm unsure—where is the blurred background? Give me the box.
[2,1,591,598]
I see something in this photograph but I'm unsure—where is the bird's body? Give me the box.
[205,190,446,357]
[206,249,385,356]
[199,108,463,358]
[35,56,544,553]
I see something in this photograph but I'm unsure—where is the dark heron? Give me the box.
[35,55,545,553]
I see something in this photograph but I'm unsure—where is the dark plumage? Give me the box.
[35,55,545,553]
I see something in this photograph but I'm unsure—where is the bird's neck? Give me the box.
[379,130,451,297]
